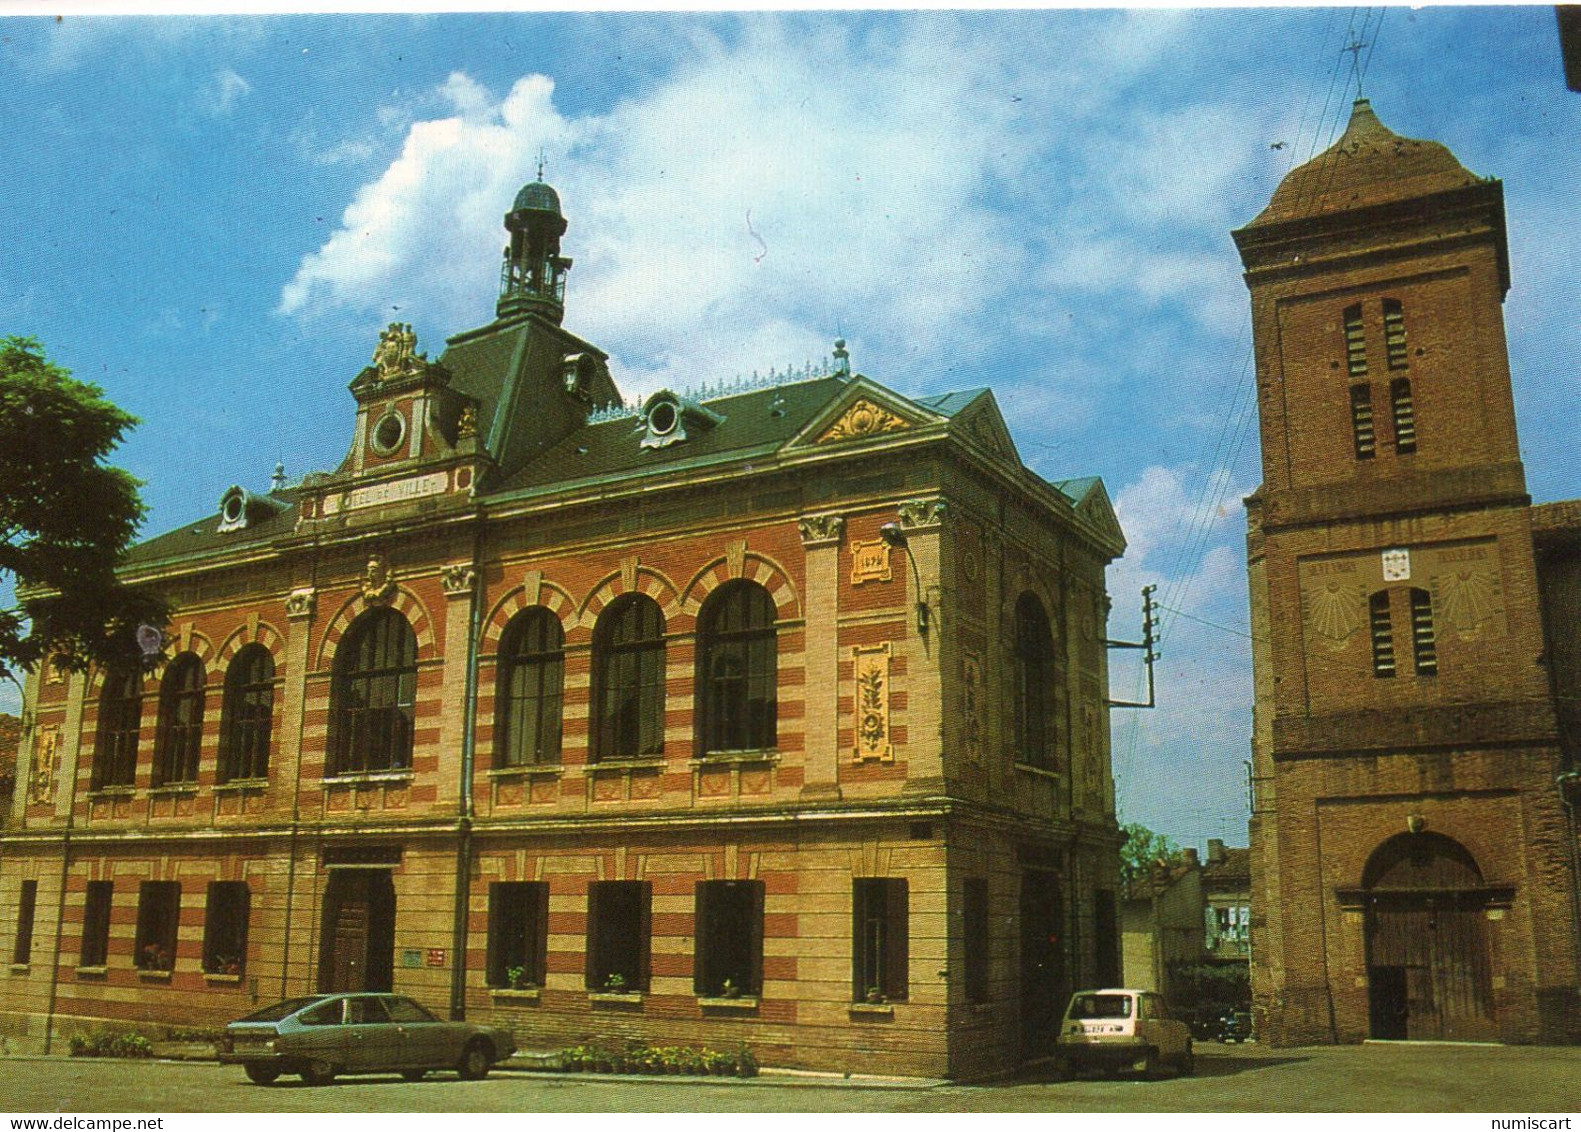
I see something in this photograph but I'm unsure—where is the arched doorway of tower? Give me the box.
[1359,831,1501,1042]
[318,869,396,993]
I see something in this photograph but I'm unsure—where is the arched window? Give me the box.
[153,653,205,787]
[591,594,665,761]
[1013,592,1055,769]
[331,607,417,775]
[93,664,143,789]
[496,609,564,767]
[219,644,275,783]
[696,580,777,755]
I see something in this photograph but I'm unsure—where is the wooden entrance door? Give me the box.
[1361,832,1497,1042]
[319,870,396,993]
[1366,897,1495,1041]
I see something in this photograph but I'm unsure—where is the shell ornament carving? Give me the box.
[1435,569,1500,639]
[1306,582,1366,647]
[819,398,910,443]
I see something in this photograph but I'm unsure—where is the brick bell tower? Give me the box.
[1234,100,1580,1046]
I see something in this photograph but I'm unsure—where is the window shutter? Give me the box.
[750,881,765,996]
[693,881,711,995]
[885,880,909,1001]
[638,881,653,991]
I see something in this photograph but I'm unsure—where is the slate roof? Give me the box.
[122,489,301,569]
[119,366,1116,567]
[490,376,853,497]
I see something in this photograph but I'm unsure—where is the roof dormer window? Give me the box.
[217,485,289,533]
[639,390,724,451]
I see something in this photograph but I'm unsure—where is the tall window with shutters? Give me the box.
[1369,591,1396,678]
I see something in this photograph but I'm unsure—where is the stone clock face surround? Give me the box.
[371,409,407,457]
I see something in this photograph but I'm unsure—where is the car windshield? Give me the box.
[236,996,327,1023]
[1069,993,1133,1020]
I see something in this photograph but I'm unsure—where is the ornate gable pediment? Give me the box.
[946,392,1019,467]
[1071,479,1126,556]
[817,397,913,444]
[787,379,939,451]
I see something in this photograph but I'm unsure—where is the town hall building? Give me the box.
[0,175,1128,1078]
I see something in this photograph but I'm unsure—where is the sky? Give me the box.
[1,7,1577,852]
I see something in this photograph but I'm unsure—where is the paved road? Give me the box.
[0,1042,1578,1113]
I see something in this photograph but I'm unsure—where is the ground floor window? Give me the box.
[203,882,249,975]
[487,881,548,989]
[694,880,763,997]
[134,881,180,971]
[853,877,908,1002]
[80,881,113,968]
[13,880,37,966]
[963,877,989,1003]
[586,880,650,992]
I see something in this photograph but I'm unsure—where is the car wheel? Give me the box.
[401,1069,427,1082]
[457,1040,492,1081]
[1179,1046,1195,1076]
[300,1059,337,1086]
[244,1064,282,1086]
[1140,1048,1159,1080]
[1051,1055,1072,1082]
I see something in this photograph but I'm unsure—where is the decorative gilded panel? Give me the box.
[29,725,58,805]
[817,398,910,444]
[851,643,893,763]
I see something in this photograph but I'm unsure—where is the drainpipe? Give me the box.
[448,522,484,1021]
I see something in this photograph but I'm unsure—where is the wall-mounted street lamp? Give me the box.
[878,522,930,637]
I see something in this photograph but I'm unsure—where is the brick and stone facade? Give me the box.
[0,179,1127,1079]
[1236,100,1581,1046]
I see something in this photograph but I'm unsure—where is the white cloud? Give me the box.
[206,68,252,117]
[274,17,1248,401]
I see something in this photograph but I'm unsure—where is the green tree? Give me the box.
[0,336,164,684]
[1119,822,1181,886]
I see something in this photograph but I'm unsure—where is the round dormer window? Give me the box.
[647,398,679,437]
[371,410,407,457]
[221,493,245,526]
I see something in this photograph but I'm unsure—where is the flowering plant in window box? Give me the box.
[205,955,241,976]
[864,985,885,1005]
[504,964,534,990]
[603,972,629,993]
[720,977,742,999]
[139,943,173,972]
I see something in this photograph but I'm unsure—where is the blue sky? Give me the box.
[2,8,1577,852]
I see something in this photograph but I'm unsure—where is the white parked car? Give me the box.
[1054,988,1194,1079]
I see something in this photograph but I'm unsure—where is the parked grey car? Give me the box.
[218,993,515,1085]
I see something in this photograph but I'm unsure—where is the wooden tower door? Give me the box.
[1362,833,1497,1042]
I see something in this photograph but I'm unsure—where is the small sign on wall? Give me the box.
[401,949,423,969]
[426,949,447,968]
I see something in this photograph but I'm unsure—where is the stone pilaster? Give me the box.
[10,670,36,825]
[898,498,947,791]
[798,513,845,800]
[53,670,87,822]
[280,587,317,795]
[438,563,478,810]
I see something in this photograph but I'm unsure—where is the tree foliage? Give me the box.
[1119,821,1182,886]
[0,336,165,679]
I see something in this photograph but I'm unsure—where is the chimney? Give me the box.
[1208,838,1226,865]
[1183,848,1200,869]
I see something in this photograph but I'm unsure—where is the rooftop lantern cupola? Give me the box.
[498,165,572,325]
